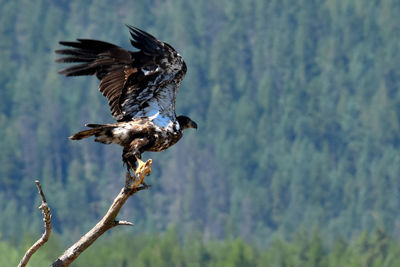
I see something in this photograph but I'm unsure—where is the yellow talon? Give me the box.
[136,158,146,172]
[133,158,152,187]
[137,157,144,167]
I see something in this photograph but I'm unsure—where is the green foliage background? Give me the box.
[0,0,399,265]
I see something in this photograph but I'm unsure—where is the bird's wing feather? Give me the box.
[56,25,186,121]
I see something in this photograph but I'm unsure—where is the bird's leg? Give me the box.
[124,138,151,185]
[125,162,133,179]
[122,149,138,180]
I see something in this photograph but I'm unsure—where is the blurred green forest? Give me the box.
[3,228,400,266]
[0,0,400,265]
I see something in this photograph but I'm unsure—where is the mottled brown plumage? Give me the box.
[57,25,197,175]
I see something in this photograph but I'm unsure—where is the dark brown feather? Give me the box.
[56,25,186,122]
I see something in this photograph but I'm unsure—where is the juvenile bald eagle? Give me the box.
[56,25,197,176]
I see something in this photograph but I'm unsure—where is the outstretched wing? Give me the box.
[56,25,187,121]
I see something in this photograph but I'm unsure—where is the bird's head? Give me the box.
[177,115,198,131]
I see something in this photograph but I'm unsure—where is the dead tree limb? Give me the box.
[18,180,52,267]
[51,158,152,267]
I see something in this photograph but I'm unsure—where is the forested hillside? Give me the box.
[3,228,400,266]
[1,0,399,261]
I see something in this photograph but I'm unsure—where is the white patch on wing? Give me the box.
[142,67,160,76]
[148,111,160,120]
[150,112,175,130]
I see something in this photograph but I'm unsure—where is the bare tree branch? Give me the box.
[51,158,152,267]
[18,180,52,267]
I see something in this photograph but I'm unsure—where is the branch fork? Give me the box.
[19,158,153,267]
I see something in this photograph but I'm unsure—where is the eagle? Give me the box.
[56,25,197,177]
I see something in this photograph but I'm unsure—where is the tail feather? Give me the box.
[85,123,108,128]
[69,124,116,143]
[69,128,100,140]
